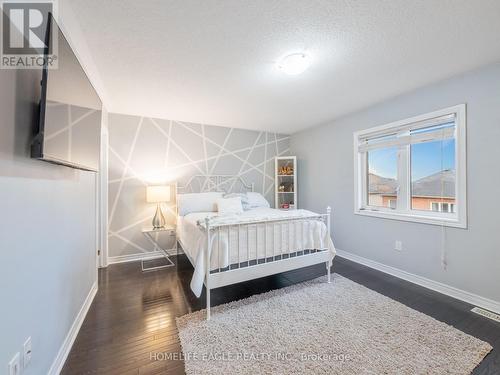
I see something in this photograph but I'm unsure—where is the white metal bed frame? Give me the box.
[177,175,333,320]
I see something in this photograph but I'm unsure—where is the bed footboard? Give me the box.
[204,206,333,320]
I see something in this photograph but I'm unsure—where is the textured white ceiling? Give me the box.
[67,0,500,133]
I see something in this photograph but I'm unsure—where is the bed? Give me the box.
[176,175,336,320]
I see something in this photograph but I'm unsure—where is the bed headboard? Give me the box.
[177,175,254,194]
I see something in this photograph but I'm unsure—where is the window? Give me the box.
[354,105,466,228]
[388,199,397,209]
[367,146,398,208]
[430,202,456,213]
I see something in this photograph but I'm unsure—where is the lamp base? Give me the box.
[152,203,166,229]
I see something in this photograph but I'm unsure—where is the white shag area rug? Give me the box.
[176,275,492,375]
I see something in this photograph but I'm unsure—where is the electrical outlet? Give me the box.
[8,352,21,375]
[23,337,32,368]
[394,240,403,251]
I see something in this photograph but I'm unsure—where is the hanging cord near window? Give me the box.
[441,220,447,269]
[440,133,447,270]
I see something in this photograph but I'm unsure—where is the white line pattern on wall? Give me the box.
[108,118,144,227]
[107,114,290,258]
[107,136,285,184]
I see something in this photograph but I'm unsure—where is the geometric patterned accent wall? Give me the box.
[108,113,290,259]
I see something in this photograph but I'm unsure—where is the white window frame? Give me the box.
[353,104,467,228]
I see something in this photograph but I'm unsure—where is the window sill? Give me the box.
[354,208,467,229]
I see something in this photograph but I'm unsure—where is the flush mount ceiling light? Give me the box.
[277,53,311,75]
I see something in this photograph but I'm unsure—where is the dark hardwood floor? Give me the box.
[61,255,500,374]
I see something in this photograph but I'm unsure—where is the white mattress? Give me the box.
[177,207,336,297]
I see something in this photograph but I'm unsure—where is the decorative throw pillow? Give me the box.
[224,193,250,210]
[217,196,244,215]
[246,192,270,209]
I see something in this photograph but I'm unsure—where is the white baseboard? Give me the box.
[48,281,98,375]
[336,249,500,315]
[107,248,180,265]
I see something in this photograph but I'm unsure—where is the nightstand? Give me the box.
[141,225,177,272]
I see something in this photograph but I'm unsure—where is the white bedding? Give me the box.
[178,207,336,297]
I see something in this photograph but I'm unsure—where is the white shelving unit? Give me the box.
[275,156,297,210]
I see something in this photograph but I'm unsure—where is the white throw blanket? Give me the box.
[189,208,336,297]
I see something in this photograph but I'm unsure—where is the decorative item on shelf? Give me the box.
[275,156,297,210]
[278,166,294,175]
[146,185,171,229]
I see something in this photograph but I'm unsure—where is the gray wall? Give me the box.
[0,69,98,373]
[291,63,500,304]
[108,113,289,259]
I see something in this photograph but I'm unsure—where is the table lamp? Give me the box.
[146,185,171,229]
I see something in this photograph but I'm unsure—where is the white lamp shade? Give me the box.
[146,185,171,203]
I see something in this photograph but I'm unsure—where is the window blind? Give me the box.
[358,114,456,152]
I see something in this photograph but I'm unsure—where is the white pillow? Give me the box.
[223,192,250,210]
[217,196,243,215]
[246,192,270,209]
[177,192,223,216]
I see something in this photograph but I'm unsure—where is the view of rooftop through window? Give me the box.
[368,147,398,208]
[411,139,455,212]
[368,136,456,212]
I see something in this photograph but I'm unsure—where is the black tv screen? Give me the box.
[31,14,102,172]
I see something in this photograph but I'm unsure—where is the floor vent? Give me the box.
[471,307,500,323]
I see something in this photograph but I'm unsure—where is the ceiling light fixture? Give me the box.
[277,53,311,75]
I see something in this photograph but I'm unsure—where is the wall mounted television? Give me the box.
[31,13,102,172]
